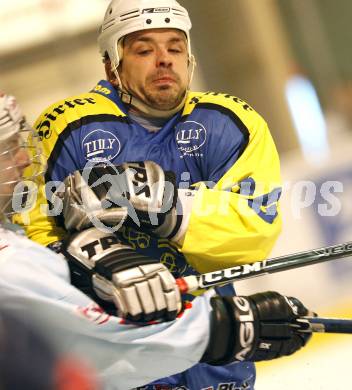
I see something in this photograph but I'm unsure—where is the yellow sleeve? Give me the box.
[181,108,282,273]
[13,91,124,246]
[13,174,67,246]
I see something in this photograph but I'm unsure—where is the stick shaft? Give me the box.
[176,241,352,293]
[307,317,352,334]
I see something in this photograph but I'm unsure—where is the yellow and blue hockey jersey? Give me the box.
[17,80,281,274]
[15,80,282,390]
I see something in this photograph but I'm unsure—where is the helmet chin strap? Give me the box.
[111,55,196,119]
[118,87,188,119]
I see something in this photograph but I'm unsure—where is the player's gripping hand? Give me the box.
[62,227,182,322]
[201,291,313,365]
[59,161,194,241]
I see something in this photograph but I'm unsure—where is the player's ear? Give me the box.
[104,60,112,79]
[104,58,118,86]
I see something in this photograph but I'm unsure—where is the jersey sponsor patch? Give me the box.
[36,97,96,140]
[176,121,207,156]
[76,303,110,325]
[82,129,121,161]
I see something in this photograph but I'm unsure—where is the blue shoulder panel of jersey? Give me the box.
[175,103,248,185]
[90,80,128,113]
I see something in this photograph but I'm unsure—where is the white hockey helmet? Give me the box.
[98,0,193,72]
[0,93,43,217]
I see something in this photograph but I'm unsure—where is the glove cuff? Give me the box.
[201,295,260,365]
[95,248,156,280]
[201,296,236,365]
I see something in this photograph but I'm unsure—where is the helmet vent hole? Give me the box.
[146,19,152,24]
[165,18,170,23]
[109,8,112,15]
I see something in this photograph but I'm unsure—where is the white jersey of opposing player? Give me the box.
[0,226,211,390]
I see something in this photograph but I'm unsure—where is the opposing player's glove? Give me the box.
[62,227,182,322]
[201,291,313,365]
[59,161,194,242]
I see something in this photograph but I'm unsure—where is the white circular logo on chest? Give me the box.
[176,121,207,154]
[82,129,121,161]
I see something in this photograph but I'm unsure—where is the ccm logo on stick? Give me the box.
[200,262,265,287]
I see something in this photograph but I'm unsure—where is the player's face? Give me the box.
[118,29,189,111]
[0,134,30,212]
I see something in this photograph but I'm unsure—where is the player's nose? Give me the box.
[156,48,173,68]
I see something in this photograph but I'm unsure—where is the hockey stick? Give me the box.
[175,241,352,294]
[297,317,352,334]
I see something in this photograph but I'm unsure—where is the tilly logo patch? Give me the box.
[176,121,207,155]
[82,129,121,161]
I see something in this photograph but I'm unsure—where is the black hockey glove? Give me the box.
[62,227,182,322]
[201,291,313,365]
[59,161,194,241]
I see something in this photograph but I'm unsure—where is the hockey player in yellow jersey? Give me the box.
[14,1,287,389]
